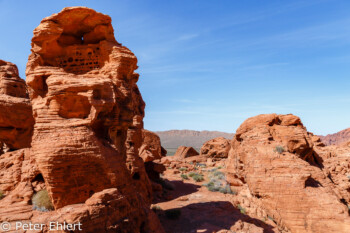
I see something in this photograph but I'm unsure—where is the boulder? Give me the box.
[226,114,350,233]
[140,129,164,162]
[200,137,231,159]
[140,129,166,181]
[174,146,199,158]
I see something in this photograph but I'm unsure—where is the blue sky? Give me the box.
[0,0,349,135]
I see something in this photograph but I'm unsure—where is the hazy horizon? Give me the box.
[153,126,346,136]
[1,0,349,135]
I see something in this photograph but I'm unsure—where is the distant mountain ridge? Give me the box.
[155,130,234,149]
[319,128,350,146]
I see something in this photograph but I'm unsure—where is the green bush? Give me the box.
[192,173,204,182]
[209,168,218,172]
[32,189,54,212]
[237,204,246,214]
[274,146,285,154]
[188,172,197,177]
[179,167,188,172]
[204,180,236,194]
[219,185,236,194]
[204,169,237,195]
[196,163,206,168]
[181,174,189,180]
[268,215,276,223]
[204,182,220,192]
[0,190,4,200]
[165,209,181,220]
[212,171,225,179]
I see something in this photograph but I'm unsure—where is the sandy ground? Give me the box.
[152,165,280,233]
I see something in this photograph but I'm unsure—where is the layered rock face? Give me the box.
[315,140,350,205]
[227,114,350,233]
[0,7,164,233]
[200,137,231,159]
[0,60,34,150]
[174,146,199,158]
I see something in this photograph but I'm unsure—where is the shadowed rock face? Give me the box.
[0,7,164,233]
[0,60,34,150]
[227,114,350,233]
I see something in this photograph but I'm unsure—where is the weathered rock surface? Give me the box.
[314,140,350,205]
[140,130,165,162]
[140,130,166,181]
[200,137,231,159]
[320,128,350,145]
[227,114,350,233]
[174,146,199,158]
[0,60,34,150]
[0,7,164,233]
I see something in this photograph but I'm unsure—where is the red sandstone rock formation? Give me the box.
[314,139,350,206]
[227,114,350,233]
[0,7,164,233]
[140,130,166,181]
[0,60,34,150]
[140,130,165,162]
[200,137,231,159]
[320,128,350,145]
[174,146,199,158]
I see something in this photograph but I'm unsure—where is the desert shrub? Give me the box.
[196,163,206,168]
[32,189,54,212]
[268,215,276,223]
[156,178,175,190]
[0,190,4,200]
[204,169,237,195]
[151,205,163,213]
[192,173,204,182]
[204,181,220,192]
[204,179,236,194]
[181,174,189,180]
[219,185,236,194]
[217,166,223,169]
[237,204,246,214]
[208,168,218,172]
[188,172,197,177]
[165,209,181,220]
[212,171,225,179]
[274,146,285,154]
[179,167,188,172]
